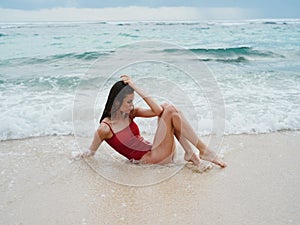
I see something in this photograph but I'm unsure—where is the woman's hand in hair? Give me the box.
[121,74,163,116]
[120,74,134,86]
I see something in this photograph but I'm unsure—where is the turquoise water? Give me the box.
[0,19,299,140]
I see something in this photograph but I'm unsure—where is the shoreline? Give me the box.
[0,131,299,224]
[1,128,299,143]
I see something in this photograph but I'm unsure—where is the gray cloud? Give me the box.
[0,6,260,22]
[0,0,298,18]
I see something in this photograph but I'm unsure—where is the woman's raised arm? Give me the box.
[121,75,163,116]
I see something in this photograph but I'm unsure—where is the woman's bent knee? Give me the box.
[161,103,178,115]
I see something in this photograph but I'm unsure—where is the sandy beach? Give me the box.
[0,131,299,225]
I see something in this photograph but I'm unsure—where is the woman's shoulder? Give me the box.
[101,117,111,124]
[98,119,113,138]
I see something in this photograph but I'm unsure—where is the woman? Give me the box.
[80,75,226,168]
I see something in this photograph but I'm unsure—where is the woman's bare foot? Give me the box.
[184,152,201,168]
[200,148,227,168]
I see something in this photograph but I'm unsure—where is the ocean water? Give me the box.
[0,19,300,141]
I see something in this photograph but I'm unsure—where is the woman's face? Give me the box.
[119,93,134,114]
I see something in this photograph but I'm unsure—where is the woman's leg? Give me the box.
[170,105,226,168]
[140,104,177,164]
[141,103,226,167]
[174,131,201,167]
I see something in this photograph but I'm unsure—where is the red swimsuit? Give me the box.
[102,120,152,161]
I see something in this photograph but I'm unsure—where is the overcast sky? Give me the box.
[0,0,299,22]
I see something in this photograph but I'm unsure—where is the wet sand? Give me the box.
[0,131,299,225]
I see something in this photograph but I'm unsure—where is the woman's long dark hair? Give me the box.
[99,81,134,123]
